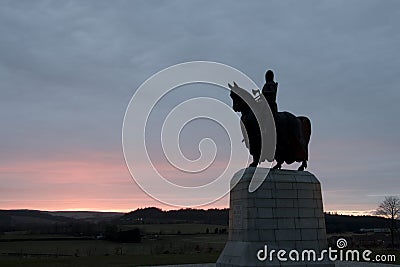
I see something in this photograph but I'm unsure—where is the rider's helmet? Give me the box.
[265,70,274,82]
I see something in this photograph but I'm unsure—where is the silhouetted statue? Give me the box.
[262,70,278,115]
[229,82,311,171]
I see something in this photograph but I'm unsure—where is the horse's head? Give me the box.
[230,90,243,112]
[229,82,251,113]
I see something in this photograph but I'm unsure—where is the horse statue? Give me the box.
[228,82,311,171]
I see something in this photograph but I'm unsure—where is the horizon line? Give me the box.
[0,207,376,216]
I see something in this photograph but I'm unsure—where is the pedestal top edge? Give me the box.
[232,167,319,184]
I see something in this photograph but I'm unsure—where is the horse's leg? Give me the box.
[249,153,260,167]
[298,161,307,171]
[249,161,258,167]
[272,161,282,170]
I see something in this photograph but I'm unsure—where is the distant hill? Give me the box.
[1,208,396,234]
[0,209,75,222]
[49,211,123,222]
[0,209,76,231]
[0,210,122,233]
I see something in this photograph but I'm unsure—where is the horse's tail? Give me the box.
[298,116,311,159]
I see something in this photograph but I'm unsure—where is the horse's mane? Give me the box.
[230,87,257,112]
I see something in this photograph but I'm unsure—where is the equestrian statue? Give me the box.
[229,70,311,171]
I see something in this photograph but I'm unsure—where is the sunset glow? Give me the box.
[1,1,399,216]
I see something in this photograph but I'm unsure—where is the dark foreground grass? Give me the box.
[0,253,220,267]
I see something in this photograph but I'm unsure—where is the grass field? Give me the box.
[2,226,399,266]
[0,225,228,266]
[0,234,227,255]
[0,253,221,267]
[121,223,226,235]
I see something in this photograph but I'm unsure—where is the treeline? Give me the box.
[325,213,398,233]
[120,207,229,225]
[1,208,397,236]
[120,207,397,234]
[104,225,141,243]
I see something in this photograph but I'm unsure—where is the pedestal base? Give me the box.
[216,168,334,267]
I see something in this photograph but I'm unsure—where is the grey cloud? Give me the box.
[0,0,399,210]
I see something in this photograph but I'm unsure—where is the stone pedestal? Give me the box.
[216,168,334,267]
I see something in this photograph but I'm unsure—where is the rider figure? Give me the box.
[262,70,278,116]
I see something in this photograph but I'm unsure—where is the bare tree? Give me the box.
[375,196,400,249]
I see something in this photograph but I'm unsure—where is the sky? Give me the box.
[1,0,399,214]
